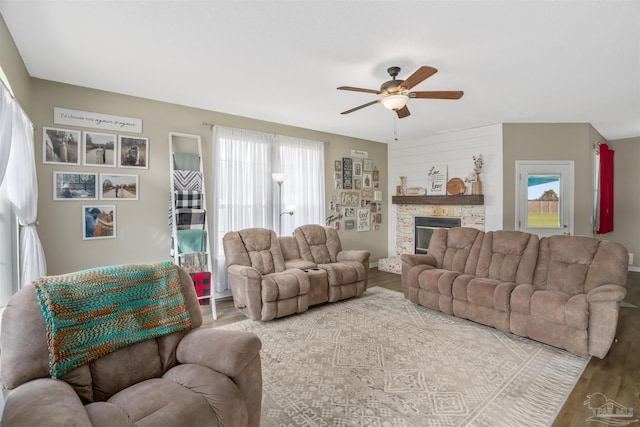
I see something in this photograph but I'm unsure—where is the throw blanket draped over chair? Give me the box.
[34,261,192,378]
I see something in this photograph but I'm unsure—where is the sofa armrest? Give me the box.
[227,264,262,280]
[337,250,370,264]
[176,328,262,378]
[401,253,436,268]
[2,378,92,427]
[586,284,627,303]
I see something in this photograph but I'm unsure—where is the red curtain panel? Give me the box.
[597,143,614,234]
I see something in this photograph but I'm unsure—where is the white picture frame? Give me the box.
[100,173,139,200]
[82,205,116,240]
[118,136,149,169]
[43,127,81,165]
[83,131,117,167]
[53,171,98,200]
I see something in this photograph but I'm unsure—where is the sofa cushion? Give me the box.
[319,261,366,287]
[418,269,463,295]
[294,225,342,264]
[261,270,310,301]
[476,230,538,284]
[534,235,600,295]
[428,227,483,274]
[107,377,218,426]
[223,228,285,274]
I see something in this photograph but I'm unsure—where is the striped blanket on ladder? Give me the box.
[34,261,192,378]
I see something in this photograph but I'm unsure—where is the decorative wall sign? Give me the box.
[427,164,448,195]
[342,157,353,189]
[340,191,359,207]
[351,149,368,158]
[54,107,142,134]
[357,208,370,232]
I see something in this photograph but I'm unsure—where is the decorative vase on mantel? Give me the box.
[473,174,483,195]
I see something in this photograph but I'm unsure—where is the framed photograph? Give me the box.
[363,172,372,188]
[374,190,383,201]
[345,219,355,230]
[83,131,116,167]
[100,173,139,200]
[53,172,98,200]
[334,160,342,171]
[118,136,149,169]
[353,161,362,177]
[82,205,115,240]
[354,178,361,190]
[372,169,379,181]
[43,127,81,165]
[363,159,373,172]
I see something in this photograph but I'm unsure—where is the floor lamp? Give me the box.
[272,173,295,235]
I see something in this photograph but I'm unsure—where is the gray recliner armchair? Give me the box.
[1,263,263,427]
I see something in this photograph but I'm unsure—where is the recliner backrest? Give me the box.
[427,227,484,274]
[533,235,628,294]
[476,230,539,283]
[293,224,342,264]
[223,228,286,274]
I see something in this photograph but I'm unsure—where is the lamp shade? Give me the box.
[382,94,409,111]
[271,173,287,183]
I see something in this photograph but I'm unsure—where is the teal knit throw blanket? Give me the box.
[34,261,192,378]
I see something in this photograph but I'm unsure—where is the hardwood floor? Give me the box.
[201,269,640,425]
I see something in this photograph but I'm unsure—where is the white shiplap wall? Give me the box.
[387,124,504,256]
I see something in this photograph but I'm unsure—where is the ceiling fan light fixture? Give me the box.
[382,94,409,111]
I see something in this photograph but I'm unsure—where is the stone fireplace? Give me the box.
[377,196,485,274]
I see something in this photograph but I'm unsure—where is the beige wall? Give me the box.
[28,79,388,275]
[502,123,599,236]
[0,14,30,108]
[607,137,640,267]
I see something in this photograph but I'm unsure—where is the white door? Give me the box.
[516,160,574,237]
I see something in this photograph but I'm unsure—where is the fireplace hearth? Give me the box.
[414,216,461,254]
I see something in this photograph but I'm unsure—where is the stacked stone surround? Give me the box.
[378,204,485,274]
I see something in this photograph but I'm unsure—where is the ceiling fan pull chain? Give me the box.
[394,116,398,141]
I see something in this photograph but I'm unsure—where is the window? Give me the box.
[212,126,325,293]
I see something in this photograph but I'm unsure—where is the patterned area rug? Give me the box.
[219,287,589,427]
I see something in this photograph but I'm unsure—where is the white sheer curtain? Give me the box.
[212,126,275,293]
[212,126,325,293]
[275,135,325,235]
[0,83,13,184]
[1,81,47,287]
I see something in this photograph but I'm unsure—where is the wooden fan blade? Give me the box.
[341,100,380,115]
[337,86,381,94]
[399,66,438,91]
[409,91,464,99]
[396,105,410,119]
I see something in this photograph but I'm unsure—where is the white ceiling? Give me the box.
[1,1,639,143]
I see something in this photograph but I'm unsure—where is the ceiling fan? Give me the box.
[337,66,463,119]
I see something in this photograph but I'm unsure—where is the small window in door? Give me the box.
[527,174,560,228]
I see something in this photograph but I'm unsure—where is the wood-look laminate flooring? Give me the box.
[201,269,640,426]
